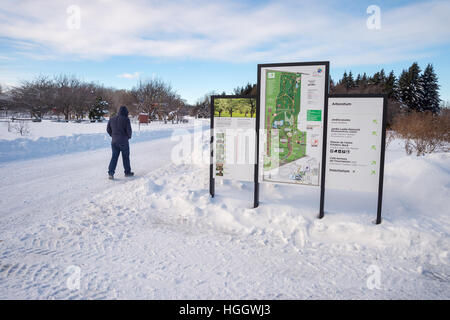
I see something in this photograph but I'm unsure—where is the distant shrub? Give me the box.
[9,120,30,136]
[385,130,396,148]
[392,110,449,156]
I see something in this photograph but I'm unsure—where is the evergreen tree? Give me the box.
[371,69,385,86]
[355,74,361,87]
[379,69,386,83]
[329,77,335,92]
[362,73,368,82]
[420,64,440,113]
[89,96,108,122]
[371,72,379,85]
[398,69,408,103]
[384,70,398,100]
[361,73,368,88]
[346,71,355,89]
[398,62,423,112]
[340,71,348,86]
[242,83,255,95]
[232,83,255,95]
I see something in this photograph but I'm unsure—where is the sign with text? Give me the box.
[211,96,257,182]
[258,62,329,186]
[325,96,385,193]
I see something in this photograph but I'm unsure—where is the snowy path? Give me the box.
[0,132,449,299]
[0,129,179,218]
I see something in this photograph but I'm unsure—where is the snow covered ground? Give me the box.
[0,121,448,299]
[0,118,186,140]
[0,119,194,162]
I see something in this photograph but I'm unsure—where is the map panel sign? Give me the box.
[326,96,385,192]
[258,63,328,186]
[213,97,256,182]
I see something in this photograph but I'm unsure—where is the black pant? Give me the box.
[108,142,131,175]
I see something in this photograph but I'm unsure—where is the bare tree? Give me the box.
[132,78,183,122]
[172,99,187,123]
[193,92,215,118]
[71,82,98,120]
[10,120,30,136]
[102,89,137,116]
[10,76,55,119]
[248,98,256,118]
[53,75,82,121]
[5,74,187,123]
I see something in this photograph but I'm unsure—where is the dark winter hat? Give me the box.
[119,105,129,116]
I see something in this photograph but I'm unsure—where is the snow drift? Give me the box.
[0,126,198,163]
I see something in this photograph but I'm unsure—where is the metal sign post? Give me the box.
[209,99,215,198]
[377,96,388,224]
[254,69,261,208]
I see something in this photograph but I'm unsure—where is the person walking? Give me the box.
[107,106,134,179]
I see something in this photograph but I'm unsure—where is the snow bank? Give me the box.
[0,130,171,162]
[0,120,111,140]
[0,118,197,140]
[132,146,450,260]
[384,152,450,219]
[0,120,206,163]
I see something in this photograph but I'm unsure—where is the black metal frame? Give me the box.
[326,94,388,224]
[209,95,258,201]
[209,96,215,198]
[254,70,261,208]
[256,61,330,213]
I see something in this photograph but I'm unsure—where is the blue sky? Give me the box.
[0,0,449,104]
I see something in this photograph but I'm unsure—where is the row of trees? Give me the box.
[1,63,444,123]
[189,83,257,119]
[0,75,188,123]
[332,62,442,119]
[178,62,445,123]
[333,62,449,156]
[3,75,108,121]
[191,63,443,129]
[214,98,256,117]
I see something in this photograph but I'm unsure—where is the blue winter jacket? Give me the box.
[107,106,132,145]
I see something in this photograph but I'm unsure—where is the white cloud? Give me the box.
[0,55,15,60]
[117,72,142,79]
[0,0,449,66]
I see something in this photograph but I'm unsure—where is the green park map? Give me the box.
[264,70,307,172]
